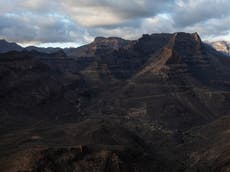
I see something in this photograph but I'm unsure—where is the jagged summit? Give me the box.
[171,32,203,55]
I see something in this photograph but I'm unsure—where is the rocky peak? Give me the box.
[192,32,202,42]
[94,37,106,42]
[172,32,203,56]
[136,33,173,54]
[93,37,131,50]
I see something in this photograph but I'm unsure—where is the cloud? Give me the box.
[0,12,91,44]
[92,14,175,40]
[141,14,175,34]
[173,0,230,27]
[61,0,174,27]
[182,16,230,40]
[0,0,229,46]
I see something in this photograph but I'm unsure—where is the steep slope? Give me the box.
[0,118,182,172]
[182,115,230,172]
[65,37,131,58]
[0,51,92,132]
[91,32,230,130]
[44,32,230,131]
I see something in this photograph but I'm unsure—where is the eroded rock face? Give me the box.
[64,37,132,58]
[0,32,230,172]
[85,32,230,130]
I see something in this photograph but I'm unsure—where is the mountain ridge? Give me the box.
[1,33,229,58]
[0,32,230,172]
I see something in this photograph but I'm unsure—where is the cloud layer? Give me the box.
[0,0,229,47]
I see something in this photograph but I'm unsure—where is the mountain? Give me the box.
[0,39,64,54]
[57,32,230,129]
[0,39,23,53]
[25,46,62,54]
[64,37,132,57]
[209,41,230,56]
[0,32,230,172]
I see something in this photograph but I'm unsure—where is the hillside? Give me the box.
[0,32,230,172]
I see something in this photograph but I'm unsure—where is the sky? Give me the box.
[0,0,229,48]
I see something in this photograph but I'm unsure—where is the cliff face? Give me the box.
[83,32,230,130]
[0,32,230,172]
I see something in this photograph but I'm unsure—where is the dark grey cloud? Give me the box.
[0,0,229,46]
[173,0,230,27]
[0,12,90,44]
[182,16,230,39]
[61,0,174,27]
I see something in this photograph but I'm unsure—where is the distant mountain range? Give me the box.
[0,33,230,172]
[0,39,62,54]
[1,38,230,57]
